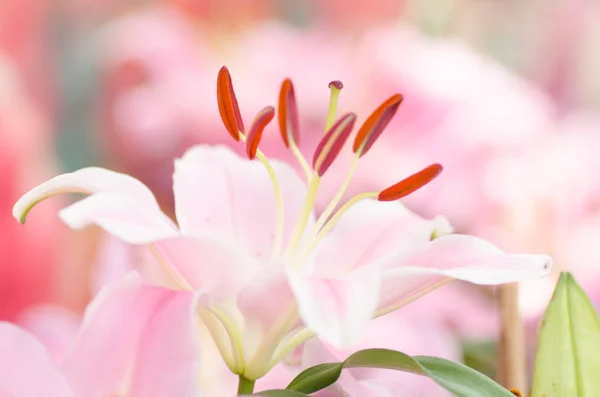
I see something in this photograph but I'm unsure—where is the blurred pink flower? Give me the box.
[341,26,557,234]
[0,275,201,397]
[306,0,405,29]
[0,322,74,397]
[15,138,551,380]
[0,1,54,114]
[0,57,65,320]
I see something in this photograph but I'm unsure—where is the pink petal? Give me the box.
[61,275,200,397]
[289,265,381,347]
[17,305,81,364]
[152,235,255,298]
[0,322,74,397]
[128,291,201,397]
[315,200,450,275]
[238,262,297,365]
[13,167,161,223]
[378,234,552,312]
[172,145,312,259]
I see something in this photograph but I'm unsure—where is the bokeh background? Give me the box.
[2,0,600,392]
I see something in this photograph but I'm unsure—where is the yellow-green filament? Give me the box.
[148,243,194,291]
[255,149,285,260]
[267,327,316,370]
[314,155,359,234]
[294,191,378,266]
[211,307,246,374]
[286,175,320,261]
[325,86,341,132]
[197,308,236,372]
[240,132,286,260]
[374,279,452,318]
[290,141,312,181]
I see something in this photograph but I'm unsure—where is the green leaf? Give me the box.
[531,272,600,397]
[286,348,514,397]
[255,390,311,397]
[284,363,342,393]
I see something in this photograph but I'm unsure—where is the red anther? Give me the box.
[378,164,442,201]
[246,106,275,160]
[278,78,300,147]
[353,94,403,157]
[313,113,356,176]
[217,66,244,141]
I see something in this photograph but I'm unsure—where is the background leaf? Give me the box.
[531,272,600,397]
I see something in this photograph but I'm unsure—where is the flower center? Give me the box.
[217,65,443,269]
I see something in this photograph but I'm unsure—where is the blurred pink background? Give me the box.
[1,0,599,393]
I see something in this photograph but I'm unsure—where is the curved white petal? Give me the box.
[59,193,178,244]
[13,167,160,223]
[377,234,552,313]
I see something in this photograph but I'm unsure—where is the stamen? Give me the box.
[378,164,442,201]
[312,113,356,177]
[353,94,403,157]
[510,389,523,397]
[325,80,343,131]
[217,66,244,141]
[278,78,312,180]
[246,106,275,160]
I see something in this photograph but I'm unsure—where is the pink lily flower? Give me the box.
[13,67,551,381]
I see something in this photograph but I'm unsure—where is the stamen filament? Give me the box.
[295,191,377,265]
[239,132,285,259]
[148,243,194,291]
[314,155,359,233]
[267,328,316,370]
[325,81,343,131]
[286,174,320,261]
[290,142,312,181]
[374,278,452,318]
[211,307,246,374]
[255,150,285,259]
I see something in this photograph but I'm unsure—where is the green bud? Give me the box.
[531,272,600,396]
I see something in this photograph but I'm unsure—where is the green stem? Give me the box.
[237,375,256,395]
